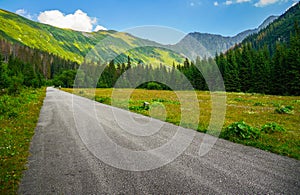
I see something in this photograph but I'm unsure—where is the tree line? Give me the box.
[0,39,78,94]
[65,56,223,91]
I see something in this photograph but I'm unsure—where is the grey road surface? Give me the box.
[19,87,300,194]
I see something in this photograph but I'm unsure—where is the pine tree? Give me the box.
[0,55,10,89]
[224,49,240,92]
[286,21,300,95]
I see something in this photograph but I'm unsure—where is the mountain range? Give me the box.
[172,15,278,59]
[0,7,292,67]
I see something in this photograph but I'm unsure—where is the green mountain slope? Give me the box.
[242,2,300,53]
[0,9,184,66]
[215,2,300,95]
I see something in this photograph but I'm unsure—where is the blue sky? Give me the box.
[0,0,298,43]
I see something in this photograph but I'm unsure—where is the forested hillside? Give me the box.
[215,2,300,95]
[243,3,300,54]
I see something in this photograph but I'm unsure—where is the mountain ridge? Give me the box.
[173,15,278,59]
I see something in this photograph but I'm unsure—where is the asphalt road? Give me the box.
[19,87,300,194]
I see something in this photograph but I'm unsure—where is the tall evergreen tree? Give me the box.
[286,22,300,95]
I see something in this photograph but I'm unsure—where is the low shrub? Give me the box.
[0,95,21,118]
[221,121,260,140]
[95,96,111,104]
[152,98,167,103]
[261,122,286,134]
[234,97,244,102]
[275,105,294,114]
[146,82,162,90]
[129,105,145,111]
[253,102,264,106]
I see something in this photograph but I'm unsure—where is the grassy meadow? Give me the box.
[0,88,46,194]
[64,88,300,160]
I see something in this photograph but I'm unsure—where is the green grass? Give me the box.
[64,88,300,160]
[0,88,46,194]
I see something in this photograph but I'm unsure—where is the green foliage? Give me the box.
[253,102,264,106]
[0,95,18,118]
[0,54,47,94]
[7,75,23,95]
[96,57,214,91]
[222,121,286,142]
[275,105,294,114]
[152,98,180,105]
[221,121,260,140]
[53,70,77,88]
[95,96,111,104]
[129,105,146,112]
[0,88,45,194]
[261,122,286,134]
[234,97,244,102]
[0,61,10,89]
[147,82,162,90]
[152,98,167,103]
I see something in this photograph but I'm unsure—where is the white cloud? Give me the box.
[221,0,288,6]
[237,0,251,3]
[16,9,34,20]
[38,9,107,32]
[254,0,279,7]
[16,9,26,15]
[223,0,251,5]
[94,25,107,31]
[189,1,202,7]
[225,0,233,5]
[214,1,219,6]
